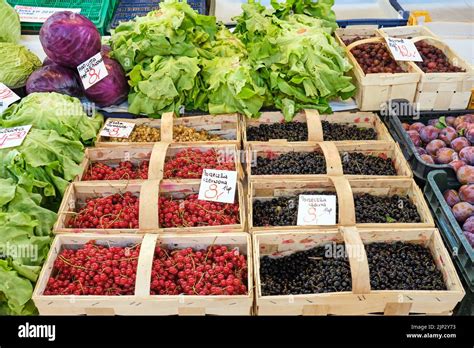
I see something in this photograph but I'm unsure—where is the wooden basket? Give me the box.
[248,177,434,233]
[335,30,420,111]
[95,112,241,147]
[32,232,253,315]
[410,36,474,110]
[254,227,465,315]
[54,180,245,234]
[378,25,438,40]
[247,141,412,181]
[242,109,393,146]
[77,143,243,182]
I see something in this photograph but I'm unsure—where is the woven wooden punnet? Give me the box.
[248,177,434,233]
[410,36,474,110]
[54,180,245,234]
[246,141,412,181]
[95,112,241,147]
[77,143,243,182]
[253,227,465,315]
[32,233,253,315]
[242,109,393,146]
[335,29,420,111]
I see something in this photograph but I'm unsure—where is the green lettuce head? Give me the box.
[0,43,42,89]
[0,0,21,43]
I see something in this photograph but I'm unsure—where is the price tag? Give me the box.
[77,52,109,90]
[100,120,136,139]
[198,169,237,204]
[384,37,423,62]
[297,195,336,226]
[0,83,20,113]
[0,125,32,149]
[14,5,81,23]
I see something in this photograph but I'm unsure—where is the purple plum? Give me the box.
[439,126,457,145]
[466,128,474,144]
[463,231,474,247]
[456,121,469,133]
[435,148,458,164]
[420,154,435,164]
[443,189,461,207]
[459,184,474,204]
[407,130,422,147]
[416,147,427,155]
[459,146,474,165]
[446,116,456,126]
[426,139,446,156]
[452,202,474,223]
[409,122,425,132]
[462,216,474,233]
[419,125,440,143]
[402,123,410,131]
[427,119,439,126]
[450,137,470,153]
[449,160,467,172]
[457,165,474,184]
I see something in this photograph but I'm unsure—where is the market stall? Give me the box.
[0,0,473,320]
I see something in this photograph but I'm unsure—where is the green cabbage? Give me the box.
[0,43,41,89]
[0,0,21,44]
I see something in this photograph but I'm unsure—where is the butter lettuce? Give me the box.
[0,0,21,44]
[0,43,41,88]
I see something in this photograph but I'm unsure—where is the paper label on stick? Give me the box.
[77,52,109,90]
[0,83,20,113]
[0,125,32,149]
[100,120,136,139]
[198,169,237,204]
[297,195,336,226]
[384,37,423,62]
[14,5,81,23]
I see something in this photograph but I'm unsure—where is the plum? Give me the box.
[427,119,439,126]
[426,139,446,156]
[446,116,456,126]
[459,184,474,204]
[449,160,466,172]
[466,128,474,144]
[416,147,427,155]
[459,146,474,165]
[452,202,474,223]
[443,189,461,207]
[462,216,474,233]
[450,137,470,153]
[456,121,469,133]
[457,165,474,184]
[409,122,425,132]
[463,231,474,248]
[454,116,468,128]
[407,130,422,147]
[419,125,440,143]
[435,147,458,164]
[420,154,435,164]
[464,114,474,123]
[439,126,457,145]
[402,123,410,131]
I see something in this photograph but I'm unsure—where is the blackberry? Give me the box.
[355,194,421,223]
[322,121,377,141]
[342,152,397,176]
[247,122,308,142]
[366,242,446,290]
[253,152,326,175]
[260,244,352,295]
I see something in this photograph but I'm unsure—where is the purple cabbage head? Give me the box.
[26,64,83,97]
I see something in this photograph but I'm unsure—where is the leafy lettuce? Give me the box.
[0,0,21,44]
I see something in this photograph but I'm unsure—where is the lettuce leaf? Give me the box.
[0,0,21,44]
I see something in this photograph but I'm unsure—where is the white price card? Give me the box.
[0,83,20,114]
[198,169,237,204]
[77,52,109,90]
[0,125,32,149]
[297,195,337,226]
[14,6,81,23]
[384,37,423,62]
[100,120,136,139]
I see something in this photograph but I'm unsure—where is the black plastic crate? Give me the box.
[383,100,474,184]
[424,170,474,293]
[110,0,208,30]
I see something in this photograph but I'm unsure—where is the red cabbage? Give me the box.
[39,11,101,68]
[84,55,128,107]
[26,64,83,97]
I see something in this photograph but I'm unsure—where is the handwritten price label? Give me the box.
[14,5,81,23]
[0,125,32,149]
[77,52,109,90]
[198,169,237,204]
[385,37,423,62]
[0,83,20,113]
[297,195,336,226]
[99,120,136,139]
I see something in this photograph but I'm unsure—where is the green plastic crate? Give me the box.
[7,0,116,35]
